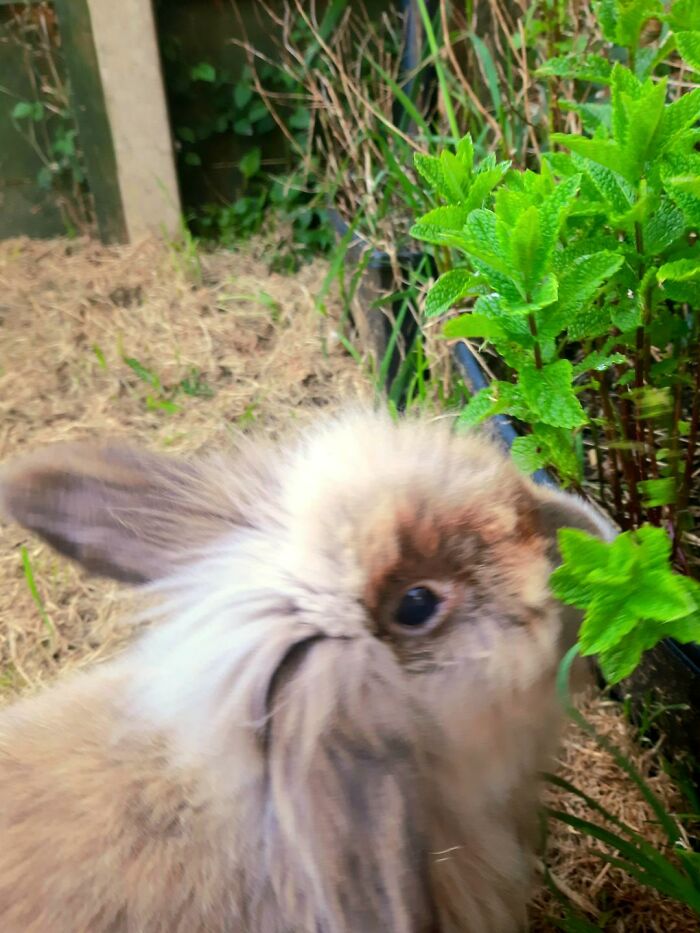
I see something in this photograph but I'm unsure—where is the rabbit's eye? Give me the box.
[395,586,441,628]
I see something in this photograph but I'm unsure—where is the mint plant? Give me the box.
[409,0,700,683]
[552,526,700,684]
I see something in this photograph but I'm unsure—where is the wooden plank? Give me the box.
[53,0,127,242]
[85,0,181,241]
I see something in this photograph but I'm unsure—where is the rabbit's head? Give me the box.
[0,410,612,930]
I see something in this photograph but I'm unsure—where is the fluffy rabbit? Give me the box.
[0,410,611,933]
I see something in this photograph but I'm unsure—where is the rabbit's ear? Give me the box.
[534,484,617,559]
[263,637,434,932]
[0,442,248,583]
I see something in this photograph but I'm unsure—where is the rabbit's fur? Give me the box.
[0,410,612,933]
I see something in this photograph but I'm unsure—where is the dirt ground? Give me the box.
[0,235,696,931]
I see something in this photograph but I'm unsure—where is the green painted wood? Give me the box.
[53,0,127,242]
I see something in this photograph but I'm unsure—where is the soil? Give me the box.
[0,234,696,931]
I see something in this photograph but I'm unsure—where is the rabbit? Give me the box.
[0,409,613,933]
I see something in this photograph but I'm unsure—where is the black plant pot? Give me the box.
[333,215,700,774]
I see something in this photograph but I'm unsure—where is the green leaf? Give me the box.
[463,162,510,212]
[440,149,469,202]
[637,477,677,508]
[666,0,700,32]
[553,135,628,181]
[626,571,695,621]
[598,622,665,683]
[676,31,700,71]
[190,62,216,82]
[577,157,634,215]
[456,133,475,169]
[555,251,624,327]
[574,350,626,375]
[425,270,479,317]
[656,89,700,154]
[239,147,261,180]
[580,592,638,654]
[658,257,700,283]
[520,360,587,428]
[409,206,469,245]
[536,54,612,84]
[511,434,548,473]
[234,81,253,108]
[442,313,506,340]
[509,205,543,289]
[457,386,500,427]
[643,199,686,254]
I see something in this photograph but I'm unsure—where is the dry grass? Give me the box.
[0,233,366,693]
[0,233,696,930]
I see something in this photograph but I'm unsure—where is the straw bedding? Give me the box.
[0,234,695,930]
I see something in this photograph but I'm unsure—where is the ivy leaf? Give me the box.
[520,360,588,428]
[424,269,479,316]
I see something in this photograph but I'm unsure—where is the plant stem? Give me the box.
[677,354,700,518]
[619,393,643,525]
[597,376,627,528]
[528,313,543,369]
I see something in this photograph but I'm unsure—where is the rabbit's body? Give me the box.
[0,411,611,932]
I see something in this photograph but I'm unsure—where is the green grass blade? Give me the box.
[415,0,460,140]
[557,646,684,847]
[20,547,54,636]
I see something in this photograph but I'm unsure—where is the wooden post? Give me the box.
[53,0,127,242]
[55,0,181,243]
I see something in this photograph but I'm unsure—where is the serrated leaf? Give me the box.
[676,31,700,71]
[627,570,694,621]
[598,622,665,683]
[666,0,700,32]
[456,134,474,169]
[556,251,624,323]
[580,591,638,654]
[657,257,700,282]
[536,54,612,84]
[576,156,634,214]
[655,88,700,154]
[414,153,445,198]
[549,565,594,608]
[464,163,509,212]
[637,477,677,507]
[509,205,543,289]
[568,302,614,340]
[643,199,686,254]
[520,360,588,428]
[552,135,630,182]
[457,386,499,427]
[442,313,506,340]
[511,434,548,474]
[558,527,612,575]
[440,149,469,202]
[574,350,626,375]
[425,269,478,316]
